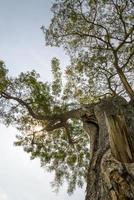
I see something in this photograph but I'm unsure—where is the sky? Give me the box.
[0,0,85,200]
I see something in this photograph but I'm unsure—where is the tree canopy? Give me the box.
[0,0,134,195]
[44,0,134,99]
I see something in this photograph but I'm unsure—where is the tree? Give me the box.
[0,0,134,199]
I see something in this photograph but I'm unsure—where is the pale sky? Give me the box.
[0,0,85,199]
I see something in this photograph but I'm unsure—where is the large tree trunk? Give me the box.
[83,96,134,200]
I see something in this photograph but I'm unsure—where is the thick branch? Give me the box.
[1,92,94,131]
[45,121,64,131]
[113,52,134,99]
[1,92,49,120]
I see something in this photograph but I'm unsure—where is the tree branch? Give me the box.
[112,51,134,99]
[1,91,94,132]
[121,50,134,69]
[112,0,128,35]
[103,73,117,95]
[1,92,50,121]
[115,26,134,52]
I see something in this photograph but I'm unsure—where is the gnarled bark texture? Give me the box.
[83,96,134,200]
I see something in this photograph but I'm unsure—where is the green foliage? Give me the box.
[45,0,134,98]
[15,120,89,194]
[0,61,9,92]
[51,57,62,97]
[0,60,89,193]
[0,70,53,127]
[0,0,134,195]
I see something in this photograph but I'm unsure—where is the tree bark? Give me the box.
[84,96,134,200]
